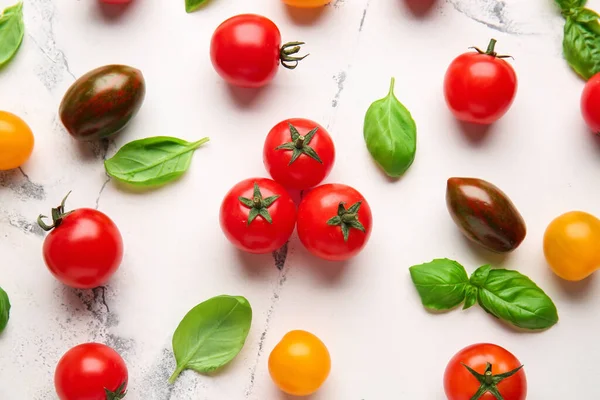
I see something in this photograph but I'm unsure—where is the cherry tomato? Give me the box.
[263,118,335,190]
[544,211,600,281]
[297,184,372,261]
[38,193,124,289]
[220,178,297,254]
[283,0,331,7]
[581,73,600,134]
[0,111,34,171]
[444,343,526,400]
[55,343,128,400]
[444,39,517,125]
[268,330,331,396]
[210,14,307,88]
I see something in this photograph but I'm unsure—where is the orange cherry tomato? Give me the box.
[268,330,331,396]
[543,211,600,281]
[0,111,34,171]
[283,0,331,8]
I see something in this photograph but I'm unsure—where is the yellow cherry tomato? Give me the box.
[268,330,331,396]
[283,0,331,8]
[543,211,600,281]
[0,111,34,171]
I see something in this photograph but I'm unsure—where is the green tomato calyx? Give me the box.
[462,362,524,400]
[327,201,366,242]
[238,183,280,225]
[37,191,74,231]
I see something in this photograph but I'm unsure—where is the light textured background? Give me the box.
[1,0,599,398]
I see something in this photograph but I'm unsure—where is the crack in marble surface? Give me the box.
[447,0,541,35]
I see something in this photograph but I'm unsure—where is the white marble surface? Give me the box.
[1,0,600,398]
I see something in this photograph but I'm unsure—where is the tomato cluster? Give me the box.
[219,118,372,262]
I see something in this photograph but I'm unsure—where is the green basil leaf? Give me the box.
[463,285,478,310]
[185,0,208,13]
[555,0,586,11]
[169,295,252,384]
[409,258,469,311]
[363,77,417,178]
[0,287,10,333]
[0,1,25,68]
[104,136,209,187]
[562,15,600,80]
[471,266,559,330]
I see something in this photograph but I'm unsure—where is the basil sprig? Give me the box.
[556,0,600,79]
[0,1,25,68]
[0,286,10,333]
[409,259,559,331]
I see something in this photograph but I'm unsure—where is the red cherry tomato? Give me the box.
[263,118,335,190]
[444,343,527,400]
[100,0,131,3]
[581,72,600,134]
[220,178,297,254]
[297,184,372,261]
[444,39,517,125]
[38,193,123,289]
[55,343,128,400]
[210,14,307,88]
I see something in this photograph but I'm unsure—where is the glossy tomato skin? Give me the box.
[444,50,517,125]
[444,343,526,400]
[220,178,297,254]
[55,343,128,400]
[581,73,600,134]
[269,330,331,396]
[59,64,145,141]
[263,118,335,190]
[42,209,124,289]
[210,14,282,88]
[297,184,372,261]
[446,177,526,253]
[283,0,331,7]
[543,211,600,281]
[0,111,34,171]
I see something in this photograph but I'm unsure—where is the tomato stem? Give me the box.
[275,123,323,165]
[104,381,127,399]
[37,191,74,231]
[326,201,366,242]
[469,39,514,60]
[280,41,309,70]
[238,183,280,225]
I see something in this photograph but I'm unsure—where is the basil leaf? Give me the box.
[363,77,417,178]
[555,0,586,11]
[185,0,208,13]
[104,136,209,187]
[409,258,469,310]
[471,265,559,330]
[169,295,252,384]
[0,1,24,68]
[0,287,10,333]
[562,14,600,80]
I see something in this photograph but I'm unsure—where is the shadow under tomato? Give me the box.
[550,270,597,301]
[456,120,495,146]
[283,4,329,26]
[589,131,600,152]
[236,248,282,281]
[459,235,511,267]
[295,247,351,284]
[402,0,437,17]
[225,84,272,109]
[278,393,316,400]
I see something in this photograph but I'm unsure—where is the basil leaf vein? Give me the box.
[472,266,559,330]
[0,1,25,68]
[409,258,469,310]
[104,136,209,187]
[169,295,252,384]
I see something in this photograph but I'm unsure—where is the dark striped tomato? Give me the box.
[59,65,145,141]
[446,177,526,253]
